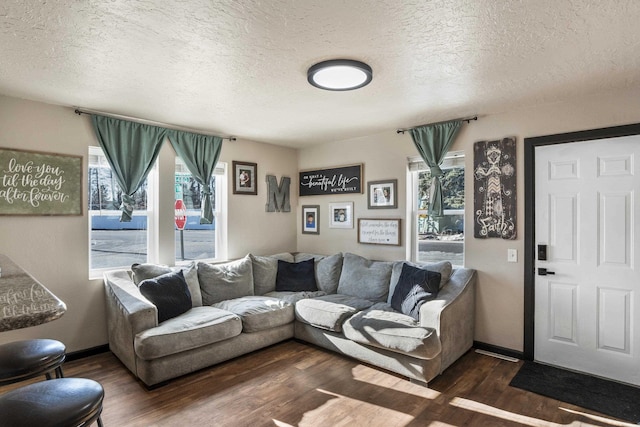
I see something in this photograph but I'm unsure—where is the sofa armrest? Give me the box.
[419,267,476,372]
[103,270,158,375]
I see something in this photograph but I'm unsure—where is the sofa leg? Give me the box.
[409,378,428,387]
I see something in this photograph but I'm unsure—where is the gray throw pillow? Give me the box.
[131,263,172,285]
[180,262,203,307]
[337,253,393,303]
[198,255,254,305]
[316,253,343,294]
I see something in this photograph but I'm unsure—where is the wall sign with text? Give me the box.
[358,218,401,246]
[0,147,83,216]
[299,164,362,196]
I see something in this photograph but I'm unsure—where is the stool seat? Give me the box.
[0,339,66,385]
[0,378,104,427]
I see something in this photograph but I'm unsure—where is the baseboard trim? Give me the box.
[473,341,524,361]
[65,344,110,361]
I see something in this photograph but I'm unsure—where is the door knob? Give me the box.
[538,268,555,276]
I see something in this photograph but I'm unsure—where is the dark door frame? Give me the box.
[523,122,640,360]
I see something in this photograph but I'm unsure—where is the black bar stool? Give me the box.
[0,339,66,385]
[0,377,104,426]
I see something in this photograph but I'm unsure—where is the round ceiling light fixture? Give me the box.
[307,59,373,91]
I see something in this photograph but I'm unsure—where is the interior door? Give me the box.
[534,135,640,386]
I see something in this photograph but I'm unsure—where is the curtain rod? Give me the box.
[74,108,237,141]
[396,115,478,134]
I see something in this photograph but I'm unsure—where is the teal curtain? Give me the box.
[168,130,223,224]
[91,115,167,222]
[410,121,462,217]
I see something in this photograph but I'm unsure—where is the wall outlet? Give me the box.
[508,249,518,263]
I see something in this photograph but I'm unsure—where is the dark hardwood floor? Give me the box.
[1,340,635,426]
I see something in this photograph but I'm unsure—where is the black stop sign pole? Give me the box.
[180,229,185,261]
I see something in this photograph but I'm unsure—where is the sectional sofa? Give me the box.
[103,252,476,387]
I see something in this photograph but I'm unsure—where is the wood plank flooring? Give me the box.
[1,340,635,426]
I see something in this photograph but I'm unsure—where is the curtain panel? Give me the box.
[91,115,166,222]
[409,121,462,217]
[168,130,223,224]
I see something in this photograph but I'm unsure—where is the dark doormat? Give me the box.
[509,361,640,424]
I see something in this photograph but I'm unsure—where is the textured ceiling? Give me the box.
[0,0,638,147]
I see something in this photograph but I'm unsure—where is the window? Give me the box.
[88,146,155,273]
[410,151,465,265]
[174,158,226,264]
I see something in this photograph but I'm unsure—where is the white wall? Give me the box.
[297,86,640,352]
[0,95,298,351]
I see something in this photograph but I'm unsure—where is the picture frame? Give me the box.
[329,202,354,229]
[232,161,257,195]
[301,205,320,234]
[367,179,398,209]
[358,218,401,246]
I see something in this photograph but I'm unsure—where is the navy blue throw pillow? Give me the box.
[275,259,318,292]
[139,270,192,323]
[390,263,441,320]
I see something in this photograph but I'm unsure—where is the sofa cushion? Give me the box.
[131,262,202,307]
[134,306,242,360]
[131,263,171,284]
[293,253,344,294]
[390,263,441,320]
[250,253,295,295]
[198,255,254,305]
[343,303,441,359]
[388,261,452,302]
[295,294,374,332]
[213,296,294,332]
[316,253,343,294]
[265,290,327,304]
[276,259,318,292]
[138,270,192,323]
[337,253,393,303]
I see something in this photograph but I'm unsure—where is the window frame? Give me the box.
[409,151,465,265]
[88,145,157,279]
[174,158,227,266]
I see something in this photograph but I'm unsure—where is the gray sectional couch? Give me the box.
[103,252,476,387]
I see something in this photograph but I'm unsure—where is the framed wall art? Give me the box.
[473,137,516,239]
[367,179,397,209]
[358,218,401,246]
[0,147,83,216]
[302,205,319,234]
[299,164,362,196]
[232,161,257,195]
[328,202,354,228]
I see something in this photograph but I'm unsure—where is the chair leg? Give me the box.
[45,372,52,380]
[55,365,64,378]
[97,416,104,427]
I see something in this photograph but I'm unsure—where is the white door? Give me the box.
[534,135,640,386]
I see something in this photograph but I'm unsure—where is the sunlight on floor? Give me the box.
[559,407,638,427]
[350,365,442,400]
[449,397,633,427]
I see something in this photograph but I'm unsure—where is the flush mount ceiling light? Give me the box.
[307,59,373,91]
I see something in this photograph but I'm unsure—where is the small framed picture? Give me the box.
[302,205,320,234]
[329,202,354,229]
[232,161,257,195]
[367,179,398,209]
